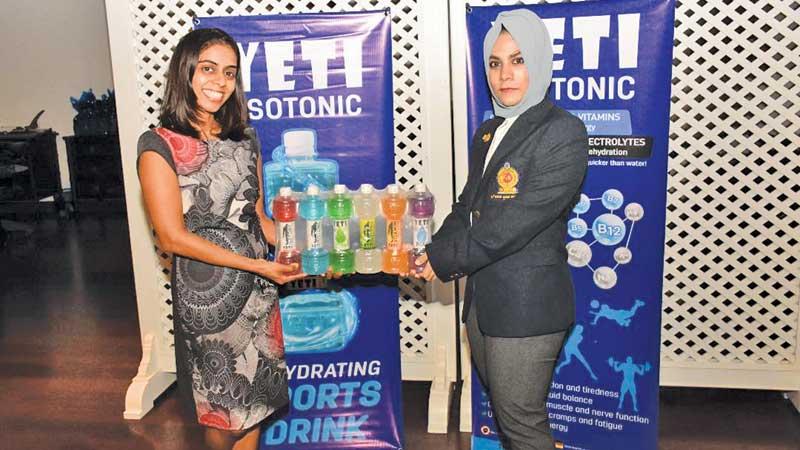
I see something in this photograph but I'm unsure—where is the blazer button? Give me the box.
[472,210,480,222]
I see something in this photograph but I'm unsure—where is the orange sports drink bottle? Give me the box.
[381,184,408,274]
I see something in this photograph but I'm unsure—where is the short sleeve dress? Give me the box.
[137,127,288,431]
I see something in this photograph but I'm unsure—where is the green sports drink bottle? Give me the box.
[327,184,355,274]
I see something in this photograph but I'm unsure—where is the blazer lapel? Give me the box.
[465,118,503,206]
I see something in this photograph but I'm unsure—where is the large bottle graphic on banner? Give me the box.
[464,1,675,449]
[264,128,339,214]
[196,11,403,449]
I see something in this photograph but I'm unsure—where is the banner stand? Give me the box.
[108,0,462,436]
[457,1,676,449]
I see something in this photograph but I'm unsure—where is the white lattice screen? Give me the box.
[663,0,799,372]
[128,0,433,367]
[459,0,800,387]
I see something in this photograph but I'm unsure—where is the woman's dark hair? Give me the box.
[159,28,247,141]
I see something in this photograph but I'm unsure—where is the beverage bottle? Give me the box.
[299,184,328,275]
[279,289,359,354]
[263,128,338,216]
[327,184,355,274]
[273,187,301,273]
[381,184,408,274]
[407,183,435,274]
[353,184,382,274]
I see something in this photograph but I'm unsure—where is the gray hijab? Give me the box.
[483,9,553,118]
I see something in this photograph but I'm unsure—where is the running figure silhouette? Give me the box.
[555,324,598,381]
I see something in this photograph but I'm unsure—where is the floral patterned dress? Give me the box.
[137,127,288,431]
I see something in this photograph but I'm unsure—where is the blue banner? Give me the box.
[196,12,403,449]
[464,1,675,449]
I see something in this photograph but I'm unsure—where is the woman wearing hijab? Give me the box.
[415,9,588,449]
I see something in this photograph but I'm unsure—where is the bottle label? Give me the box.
[333,219,350,251]
[386,219,402,250]
[360,218,376,250]
[278,221,296,253]
[307,219,323,249]
[412,218,431,250]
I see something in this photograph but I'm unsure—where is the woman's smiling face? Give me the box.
[191,43,238,119]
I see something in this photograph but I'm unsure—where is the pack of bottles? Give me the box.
[271,183,435,275]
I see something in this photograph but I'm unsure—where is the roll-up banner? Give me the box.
[196,12,403,449]
[464,1,675,449]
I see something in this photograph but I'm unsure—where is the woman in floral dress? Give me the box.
[137,28,306,450]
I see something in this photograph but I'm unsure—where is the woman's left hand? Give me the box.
[412,253,438,282]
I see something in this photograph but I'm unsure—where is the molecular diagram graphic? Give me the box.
[565,189,644,290]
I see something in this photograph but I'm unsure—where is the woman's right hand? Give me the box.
[251,259,307,285]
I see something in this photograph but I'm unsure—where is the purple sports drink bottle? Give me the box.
[408,184,435,274]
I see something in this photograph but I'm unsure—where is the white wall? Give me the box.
[0,0,114,189]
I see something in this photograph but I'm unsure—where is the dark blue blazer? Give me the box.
[426,99,588,337]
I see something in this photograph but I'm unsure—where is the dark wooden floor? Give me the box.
[1,215,798,450]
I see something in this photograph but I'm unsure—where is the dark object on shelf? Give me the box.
[70,89,118,136]
[0,128,63,219]
[1,109,46,135]
[64,134,125,215]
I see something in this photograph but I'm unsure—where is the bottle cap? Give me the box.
[387,184,399,195]
[279,186,293,197]
[334,184,347,194]
[306,184,320,196]
[414,183,428,194]
[283,129,316,158]
[359,184,374,194]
